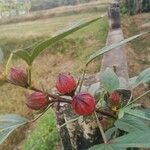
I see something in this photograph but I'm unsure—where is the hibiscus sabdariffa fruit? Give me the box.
[10,68,28,87]
[71,92,96,116]
[109,91,120,106]
[26,92,49,110]
[109,91,121,111]
[56,73,77,96]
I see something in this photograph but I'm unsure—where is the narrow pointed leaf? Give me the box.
[87,32,149,65]
[133,67,150,88]
[30,18,100,64]
[14,50,31,65]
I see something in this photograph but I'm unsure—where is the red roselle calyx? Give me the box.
[71,92,96,116]
[10,68,28,87]
[109,91,120,106]
[56,73,77,96]
[26,92,49,110]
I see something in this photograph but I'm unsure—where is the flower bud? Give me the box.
[71,92,96,116]
[109,91,120,106]
[56,73,77,96]
[26,92,49,110]
[10,68,28,87]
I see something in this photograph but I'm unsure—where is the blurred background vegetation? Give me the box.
[0,0,149,150]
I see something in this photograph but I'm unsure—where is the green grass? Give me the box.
[0,12,104,55]
[122,13,150,53]
[22,111,59,150]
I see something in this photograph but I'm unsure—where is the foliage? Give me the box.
[88,130,150,150]
[14,17,100,65]
[0,114,28,144]
[101,68,119,92]
[120,0,150,15]
[22,111,59,150]
[0,0,31,17]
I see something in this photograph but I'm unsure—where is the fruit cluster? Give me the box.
[9,68,97,116]
[8,67,121,120]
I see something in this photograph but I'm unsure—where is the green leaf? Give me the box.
[0,114,28,144]
[120,107,150,121]
[0,127,15,145]
[0,48,4,64]
[133,67,150,88]
[124,108,150,121]
[87,32,149,65]
[30,18,100,64]
[88,144,117,150]
[88,82,101,96]
[13,18,100,65]
[15,50,31,65]
[115,115,150,133]
[105,127,116,140]
[88,130,150,149]
[118,104,141,119]
[113,130,150,148]
[129,76,137,89]
[101,68,119,92]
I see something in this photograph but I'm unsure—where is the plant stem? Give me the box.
[5,53,13,75]
[29,103,53,123]
[127,89,150,106]
[96,108,116,119]
[126,90,133,105]
[48,94,71,104]
[27,65,32,87]
[7,79,71,104]
[94,111,107,144]
[78,66,86,92]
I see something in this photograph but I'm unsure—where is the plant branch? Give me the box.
[48,94,71,104]
[126,90,133,105]
[78,66,86,92]
[127,89,150,106]
[96,108,117,119]
[5,53,13,75]
[94,111,107,144]
[7,79,71,104]
[27,65,32,87]
[28,103,54,123]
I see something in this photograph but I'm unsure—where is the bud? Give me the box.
[26,92,49,110]
[109,91,120,106]
[56,73,77,96]
[10,68,28,87]
[71,92,96,116]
